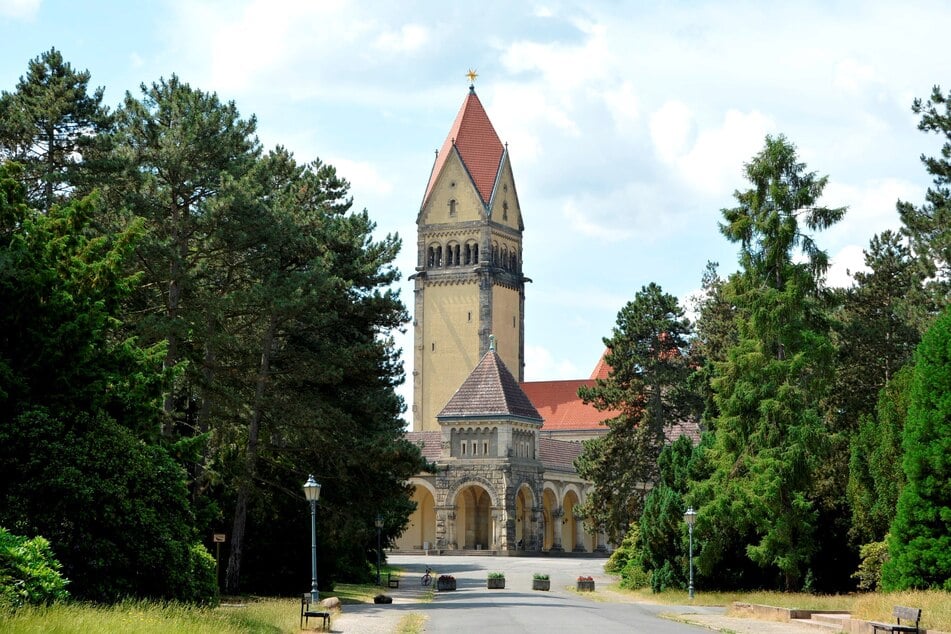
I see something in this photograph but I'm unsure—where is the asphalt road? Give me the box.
[387,554,724,634]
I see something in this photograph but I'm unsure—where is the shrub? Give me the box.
[605,522,640,574]
[619,558,652,590]
[487,572,505,579]
[532,573,549,580]
[180,543,219,606]
[0,527,69,608]
[853,540,889,591]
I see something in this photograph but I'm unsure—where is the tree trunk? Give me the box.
[224,312,277,594]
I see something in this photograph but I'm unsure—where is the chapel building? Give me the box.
[397,81,697,555]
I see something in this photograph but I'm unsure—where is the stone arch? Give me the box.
[446,475,500,508]
[396,478,437,550]
[541,485,559,551]
[513,482,537,550]
[447,479,497,550]
[562,488,582,552]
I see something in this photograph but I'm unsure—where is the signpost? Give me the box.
[213,533,226,588]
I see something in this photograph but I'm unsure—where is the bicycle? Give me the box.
[420,565,434,586]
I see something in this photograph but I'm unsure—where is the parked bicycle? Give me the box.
[420,565,434,586]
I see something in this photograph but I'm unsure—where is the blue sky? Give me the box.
[2,0,948,412]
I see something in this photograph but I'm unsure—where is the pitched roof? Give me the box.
[438,349,542,422]
[404,430,442,461]
[423,88,504,208]
[520,379,619,431]
[538,437,584,472]
[589,349,612,380]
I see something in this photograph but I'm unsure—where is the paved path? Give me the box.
[328,555,824,634]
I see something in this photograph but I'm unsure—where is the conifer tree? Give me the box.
[882,306,951,591]
[897,86,951,307]
[0,48,111,212]
[695,135,845,590]
[576,283,694,542]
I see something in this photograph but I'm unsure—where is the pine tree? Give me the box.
[0,48,112,212]
[898,85,951,311]
[576,283,695,542]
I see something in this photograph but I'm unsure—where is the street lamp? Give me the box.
[684,506,697,600]
[303,475,322,603]
[375,514,384,586]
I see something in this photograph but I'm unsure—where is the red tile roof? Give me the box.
[438,349,542,422]
[520,379,619,431]
[589,349,612,380]
[423,88,504,208]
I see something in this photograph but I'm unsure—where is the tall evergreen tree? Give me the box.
[576,283,695,542]
[882,306,951,591]
[898,85,951,312]
[109,75,260,435]
[0,48,111,212]
[695,135,845,590]
[832,231,921,430]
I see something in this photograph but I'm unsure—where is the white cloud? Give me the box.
[0,0,39,20]
[374,24,429,54]
[826,244,866,289]
[331,158,394,196]
[834,58,877,93]
[525,344,580,381]
[650,100,693,164]
[603,80,640,135]
[676,109,775,195]
[821,177,922,248]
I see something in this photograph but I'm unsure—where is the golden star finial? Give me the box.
[466,68,478,86]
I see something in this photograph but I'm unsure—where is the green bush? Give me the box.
[0,526,69,607]
[852,539,889,591]
[619,558,652,590]
[605,522,640,574]
[181,543,219,606]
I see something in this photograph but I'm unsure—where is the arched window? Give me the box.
[435,245,442,267]
[448,198,457,217]
[473,244,479,263]
[446,243,455,266]
[427,246,435,268]
[453,244,460,266]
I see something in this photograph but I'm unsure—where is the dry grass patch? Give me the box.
[395,613,426,633]
[850,591,951,632]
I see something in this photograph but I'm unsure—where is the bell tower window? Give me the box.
[448,198,457,217]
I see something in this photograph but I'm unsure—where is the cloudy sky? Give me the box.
[2,0,947,413]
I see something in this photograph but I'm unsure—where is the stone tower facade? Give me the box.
[411,86,528,432]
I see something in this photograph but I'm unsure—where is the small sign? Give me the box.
[213,533,226,543]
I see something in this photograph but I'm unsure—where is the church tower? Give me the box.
[411,81,528,432]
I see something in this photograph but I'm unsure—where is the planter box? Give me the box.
[532,579,550,591]
[436,579,456,592]
[487,578,505,589]
[576,580,595,592]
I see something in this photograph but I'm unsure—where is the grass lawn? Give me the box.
[610,585,951,632]
[0,576,397,634]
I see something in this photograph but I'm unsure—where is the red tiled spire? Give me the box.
[423,88,504,208]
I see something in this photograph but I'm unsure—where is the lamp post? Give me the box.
[684,506,697,600]
[375,514,384,586]
[303,475,322,603]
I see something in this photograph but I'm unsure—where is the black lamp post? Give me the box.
[303,475,322,603]
[375,514,384,586]
[684,506,697,600]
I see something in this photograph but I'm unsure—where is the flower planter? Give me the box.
[487,578,505,589]
[532,579,550,591]
[436,578,456,591]
[576,580,595,592]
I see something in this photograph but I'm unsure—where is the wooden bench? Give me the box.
[300,593,330,630]
[387,572,400,588]
[870,606,922,634]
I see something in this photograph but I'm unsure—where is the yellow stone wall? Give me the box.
[416,282,481,431]
[420,150,484,226]
[491,284,522,378]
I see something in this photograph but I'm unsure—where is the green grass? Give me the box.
[0,577,398,634]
